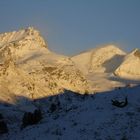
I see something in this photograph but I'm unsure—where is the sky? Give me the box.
[0,0,140,55]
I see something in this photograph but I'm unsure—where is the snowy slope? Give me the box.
[71,45,126,74]
[1,86,140,140]
[115,49,140,79]
[0,27,91,103]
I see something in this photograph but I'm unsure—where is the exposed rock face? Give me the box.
[72,45,126,74]
[114,49,140,79]
[0,27,91,103]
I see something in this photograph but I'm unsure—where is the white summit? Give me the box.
[115,48,140,79]
[71,44,126,74]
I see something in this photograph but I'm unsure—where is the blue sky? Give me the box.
[0,0,140,55]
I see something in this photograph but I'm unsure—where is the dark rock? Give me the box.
[0,114,8,134]
[0,121,8,134]
[111,97,128,108]
[33,109,42,123]
[49,103,57,113]
[0,113,4,120]
[21,109,42,129]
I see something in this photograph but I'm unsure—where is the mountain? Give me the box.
[71,45,126,74]
[114,49,140,79]
[0,27,91,103]
[0,27,46,47]
[0,27,48,63]
[1,27,140,140]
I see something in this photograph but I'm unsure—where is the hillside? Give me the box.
[1,86,140,140]
[71,45,126,74]
[71,45,128,92]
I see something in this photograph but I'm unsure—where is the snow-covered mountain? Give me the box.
[115,49,140,79]
[0,27,46,47]
[0,27,48,63]
[0,27,91,103]
[1,27,140,140]
[71,45,126,74]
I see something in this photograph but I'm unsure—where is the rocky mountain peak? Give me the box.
[0,26,48,48]
[0,27,49,63]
